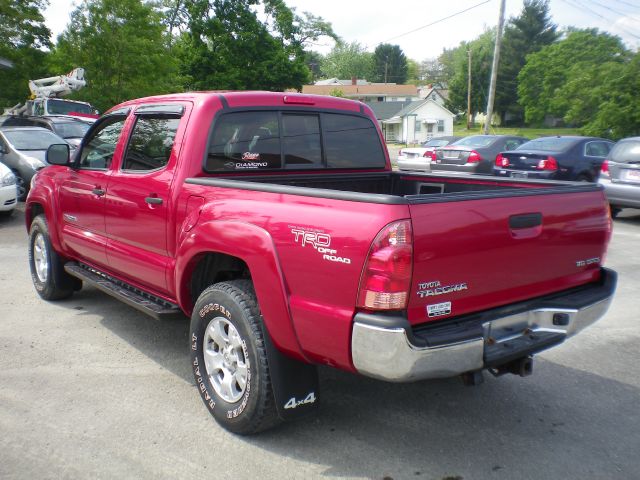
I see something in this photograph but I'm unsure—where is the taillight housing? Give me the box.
[467,150,482,163]
[357,220,413,310]
[424,150,436,161]
[536,156,558,171]
[495,153,510,168]
[601,159,610,177]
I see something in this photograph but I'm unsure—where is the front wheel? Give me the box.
[28,214,76,300]
[190,280,280,435]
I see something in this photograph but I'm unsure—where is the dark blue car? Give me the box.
[493,136,614,182]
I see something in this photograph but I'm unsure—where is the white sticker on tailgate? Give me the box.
[427,301,452,318]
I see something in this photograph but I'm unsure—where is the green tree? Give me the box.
[406,58,420,85]
[51,0,180,112]
[371,43,408,84]
[175,0,310,92]
[495,0,557,124]
[0,0,52,108]
[443,30,495,118]
[320,41,373,80]
[518,29,629,125]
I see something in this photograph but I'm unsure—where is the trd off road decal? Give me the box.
[290,226,351,265]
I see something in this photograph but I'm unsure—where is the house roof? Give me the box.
[315,78,369,86]
[382,99,456,124]
[301,84,419,97]
[365,101,415,120]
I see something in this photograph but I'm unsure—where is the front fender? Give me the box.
[175,220,307,362]
[25,172,63,253]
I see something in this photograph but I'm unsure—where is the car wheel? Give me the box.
[576,174,592,182]
[28,214,76,300]
[190,279,280,435]
[14,173,27,200]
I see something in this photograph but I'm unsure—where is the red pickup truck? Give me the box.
[26,92,616,434]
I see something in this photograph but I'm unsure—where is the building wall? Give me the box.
[402,102,454,143]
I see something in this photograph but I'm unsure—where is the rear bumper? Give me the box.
[599,178,640,208]
[430,162,478,174]
[351,268,617,382]
[397,157,431,171]
[0,184,18,211]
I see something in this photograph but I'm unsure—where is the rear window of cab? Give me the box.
[204,111,386,172]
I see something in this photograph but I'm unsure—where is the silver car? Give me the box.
[598,137,640,217]
[0,127,69,199]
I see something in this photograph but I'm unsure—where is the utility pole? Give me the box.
[467,49,472,130]
[384,55,389,84]
[483,0,506,135]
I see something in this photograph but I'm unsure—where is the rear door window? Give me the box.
[585,141,609,157]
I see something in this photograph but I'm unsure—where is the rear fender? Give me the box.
[175,220,307,362]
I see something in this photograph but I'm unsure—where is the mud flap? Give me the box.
[263,327,319,421]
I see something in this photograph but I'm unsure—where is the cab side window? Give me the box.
[586,142,609,157]
[122,116,180,172]
[79,117,126,170]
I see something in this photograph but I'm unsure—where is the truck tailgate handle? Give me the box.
[145,196,163,205]
[509,213,542,229]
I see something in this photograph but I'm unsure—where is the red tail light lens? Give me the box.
[357,220,413,310]
[467,150,482,163]
[424,150,436,161]
[537,156,558,171]
[495,153,510,168]
[601,159,610,177]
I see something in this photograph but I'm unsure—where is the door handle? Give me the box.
[92,188,105,196]
[145,197,163,205]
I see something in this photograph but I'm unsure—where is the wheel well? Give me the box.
[189,253,251,305]
[27,203,45,228]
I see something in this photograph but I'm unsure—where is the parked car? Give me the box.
[493,136,614,182]
[26,91,616,434]
[0,115,91,148]
[397,136,461,171]
[0,126,69,199]
[430,135,529,175]
[598,136,640,217]
[0,162,17,216]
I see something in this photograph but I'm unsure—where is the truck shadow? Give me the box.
[61,288,640,479]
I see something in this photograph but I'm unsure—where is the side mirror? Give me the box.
[47,144,71,166]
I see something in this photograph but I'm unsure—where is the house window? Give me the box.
[437,119,444,132]
[414,117,421,132]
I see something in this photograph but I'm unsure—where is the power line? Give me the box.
[560,0,640,40]
[384,0,492,43]
[610,0,640,10]
[583,0,636,18]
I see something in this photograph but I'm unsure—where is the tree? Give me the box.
[321,41,373,80]
[0,0,52,107]
[443,30,495,118]
[494,0,557,124]
[518,29,630,125]
[406,58,420,85]
[174,0,310,92]
[371,44,408,84]
[51,0,180,112]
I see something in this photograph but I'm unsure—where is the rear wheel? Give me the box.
[28,214,77,300]
[190,280,280,435]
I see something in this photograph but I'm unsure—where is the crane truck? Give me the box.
[3,68,99,120]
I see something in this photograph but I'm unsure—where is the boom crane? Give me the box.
[28,68,87,99]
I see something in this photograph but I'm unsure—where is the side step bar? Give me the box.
[64,262,184,320]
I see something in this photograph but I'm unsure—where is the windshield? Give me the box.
[47,99,95,115]
[452,136,495,148]
[3,129,67,150]
[516,137,577,152]
[53,121,90,139]
[423,139,450,147]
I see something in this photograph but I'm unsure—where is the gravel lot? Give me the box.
[1,204,639,480]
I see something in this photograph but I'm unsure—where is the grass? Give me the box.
[452,124,582,139]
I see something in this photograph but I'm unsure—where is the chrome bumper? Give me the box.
[351,269,616,382]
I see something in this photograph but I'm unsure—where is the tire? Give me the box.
[576,174,592,182]
[190,279,280,435]
[28,214,76,300]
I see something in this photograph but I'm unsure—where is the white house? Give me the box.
[370,99,455,143]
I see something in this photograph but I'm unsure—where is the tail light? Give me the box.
[357,220,413,310]
[601,159,610,178]
[467,150,482,163]
[536,156,558,171]
[495,153,510,168]
[424,150,436,161]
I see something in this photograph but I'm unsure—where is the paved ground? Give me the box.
[1,204,639,480]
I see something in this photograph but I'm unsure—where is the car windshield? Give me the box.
[53,121,90,139]
[610,140,640,164]
[452,136,495,148]
[3,129,67,151]
[516,137,577,152]
[423,139,450,147]
[47,99,95,115]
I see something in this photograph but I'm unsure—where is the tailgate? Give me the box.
[406,188,610,325]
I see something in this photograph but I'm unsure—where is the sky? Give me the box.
[44,0,640,61]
